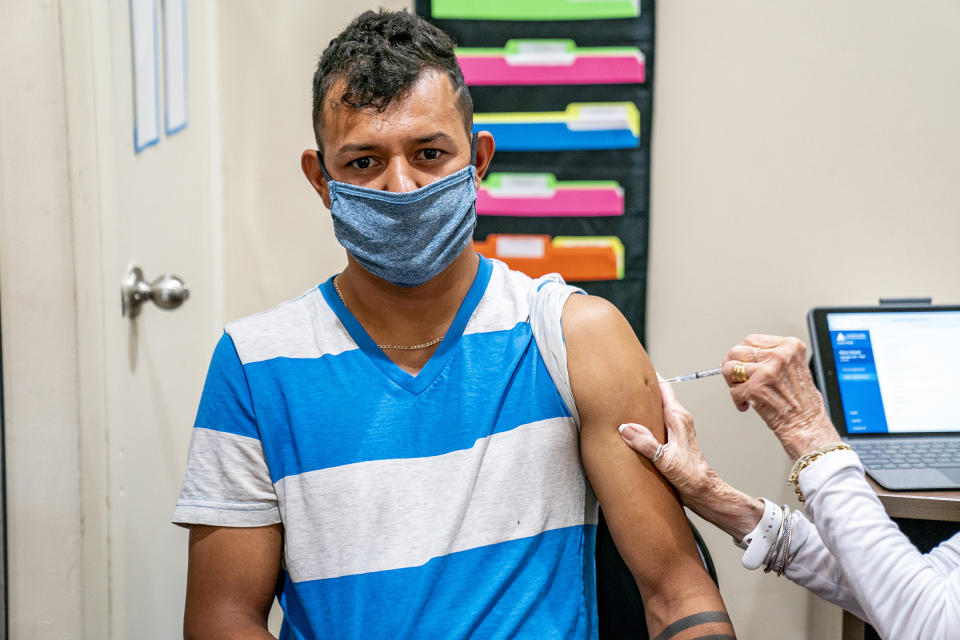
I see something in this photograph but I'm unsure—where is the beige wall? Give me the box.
[218,0,411,321]
[648,1,960,637]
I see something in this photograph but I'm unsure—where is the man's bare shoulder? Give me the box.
[559,291,619,326]
[561,293,662,440]
[560,293,645,356]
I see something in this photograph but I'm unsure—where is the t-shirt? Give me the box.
[174,255,599,639]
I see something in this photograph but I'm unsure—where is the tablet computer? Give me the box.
[808,304,960,489]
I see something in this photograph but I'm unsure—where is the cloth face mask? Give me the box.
[319,137,478,287]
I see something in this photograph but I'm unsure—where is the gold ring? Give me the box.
[732,361,748,383]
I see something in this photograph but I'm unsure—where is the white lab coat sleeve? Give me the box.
[780,512,868,621]
[797,449,960,639]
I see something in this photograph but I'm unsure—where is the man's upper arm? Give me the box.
[562,294,734,639]
[179,333,284,639]
[184,524,283,640]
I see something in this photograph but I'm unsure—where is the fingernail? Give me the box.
[618,423,638,439]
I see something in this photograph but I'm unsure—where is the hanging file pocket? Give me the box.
[474,234,624,282]
[473,102,640,151]
[474,213,650,326]
[478,173,625,217]
[481,152,648,217]
[457,40,645,86]
[429,0,640,21]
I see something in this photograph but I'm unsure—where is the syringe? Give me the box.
[660,367,722,383]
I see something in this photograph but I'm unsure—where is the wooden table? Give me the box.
[842,480,960,639]
[866,478,960,522]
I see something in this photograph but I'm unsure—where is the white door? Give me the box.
[63,1,221,637]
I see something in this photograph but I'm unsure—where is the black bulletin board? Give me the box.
[416,0,655,341]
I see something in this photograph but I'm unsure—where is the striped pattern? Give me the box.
[174,256,598,639]
[276,417,586,583]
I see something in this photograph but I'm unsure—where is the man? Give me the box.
[175,10,734,640]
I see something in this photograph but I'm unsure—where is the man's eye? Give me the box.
[351,157,372,169]
[422,149,441,161]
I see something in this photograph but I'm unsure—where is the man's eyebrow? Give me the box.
[335,143,377,155]
[335,132,458,156]
[414,132,456,145]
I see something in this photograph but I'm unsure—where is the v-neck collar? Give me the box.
[319,255,493,395]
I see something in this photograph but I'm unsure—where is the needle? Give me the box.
[661,367,722,383]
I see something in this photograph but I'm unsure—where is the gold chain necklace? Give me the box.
[333,276,444,351]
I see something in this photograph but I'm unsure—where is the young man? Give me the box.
[175,10,735,640]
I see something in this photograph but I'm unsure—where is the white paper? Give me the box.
[163,0,188,134]
[507,41,575,67]
[490,174,554,197]
[565,105,631,131]
[131,0,160,151]
[496,236,546,259]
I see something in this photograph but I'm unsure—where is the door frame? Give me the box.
[0,1,127,637]
[0,295,9,638]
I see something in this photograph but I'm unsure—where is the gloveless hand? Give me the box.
[619,378,764,539]
[721,334,839,461]
[619,378,719,498]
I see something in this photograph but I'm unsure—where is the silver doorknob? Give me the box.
[121,265,190,318]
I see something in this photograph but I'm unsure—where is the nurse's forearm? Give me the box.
[684,475,765,541]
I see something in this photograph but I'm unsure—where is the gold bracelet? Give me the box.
[787,442,852,503]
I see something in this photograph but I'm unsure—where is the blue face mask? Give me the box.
[318,136,478,287]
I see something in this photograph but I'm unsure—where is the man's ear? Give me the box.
[301,149,332,209]
[472,131,495,188]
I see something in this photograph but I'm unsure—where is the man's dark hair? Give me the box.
[311,10,473,149]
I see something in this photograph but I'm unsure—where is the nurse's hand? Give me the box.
[618,379,718,501]
[721,334,839,462]
[619,379,764,540]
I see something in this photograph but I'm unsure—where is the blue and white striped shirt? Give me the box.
[174,256,599,639]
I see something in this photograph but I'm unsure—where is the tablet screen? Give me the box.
[825,310,960,434]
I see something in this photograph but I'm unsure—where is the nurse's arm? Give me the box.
[563,294,735,639]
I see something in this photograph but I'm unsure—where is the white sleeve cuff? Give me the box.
[739,497,784,570]
[172,499,282,528]
[798,449,864,500]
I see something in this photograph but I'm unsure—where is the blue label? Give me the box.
[831,330,888,433]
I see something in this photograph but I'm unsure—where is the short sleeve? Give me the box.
[529,274,585,429]
[172,332,281,527]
